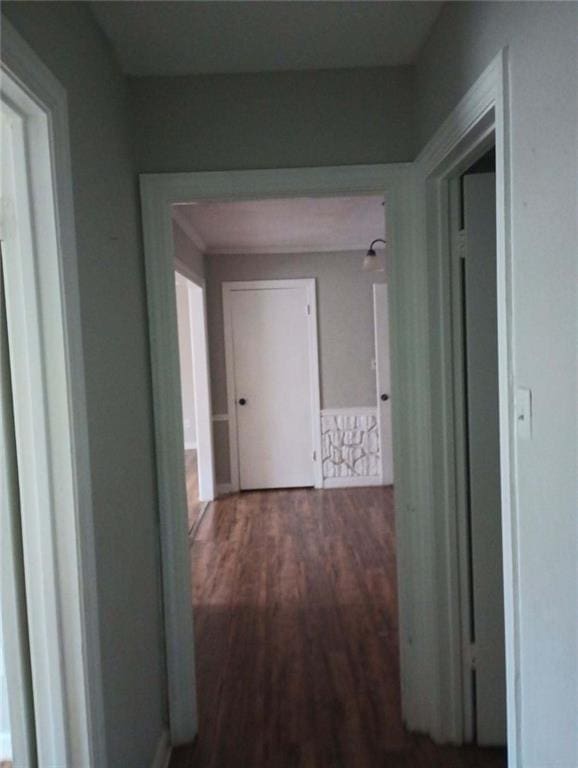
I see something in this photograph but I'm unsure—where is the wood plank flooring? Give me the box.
[172,485,506,768]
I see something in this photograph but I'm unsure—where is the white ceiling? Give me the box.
[172,196,386,255]
[91,2,442,77]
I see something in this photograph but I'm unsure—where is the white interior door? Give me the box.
[373,284,394,485]
[226,281,318,490]
[463,172,507,745]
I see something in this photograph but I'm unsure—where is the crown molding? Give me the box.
[205,243,385,257]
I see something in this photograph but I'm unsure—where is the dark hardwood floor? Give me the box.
[172,485,506,768]
[185,449,204,534]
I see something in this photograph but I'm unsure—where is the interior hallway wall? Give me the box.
[1,4,166,766]
[205,250,387,484]
[129,66,416,172]
[416,4,577,765]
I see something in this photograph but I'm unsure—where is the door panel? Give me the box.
[463,173,507,745]
[230,285,315,490]
[373,284,394,485]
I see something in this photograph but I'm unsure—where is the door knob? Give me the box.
[380,393,390,402]
[238,398,247,406]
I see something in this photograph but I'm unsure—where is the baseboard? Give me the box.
[151,729,171,768]
[216,482,234,496]
[323,476,383,489]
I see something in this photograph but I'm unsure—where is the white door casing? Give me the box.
[187,280,216,502]
[174,258,216,504]
[1,21,104,766]
[223,279,322,491]
[373,284,394,485]
[0,252,36,767]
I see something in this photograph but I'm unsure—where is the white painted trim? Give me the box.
[172,207,206,254]
[139,162,414,745]
[150,729,171,768]
[320,407,377,417]
[221,283,241,493]
[185,278,215,502]
[184,441,197,451]
[216,483,234,497]
[373,284,394,486]
[414,49,518,762]
[1,17,107,766]
[205,244,376,256]
[212,413,229,422]
[323,476,384,489]
[174,254,204,289]
[222,278,323,492]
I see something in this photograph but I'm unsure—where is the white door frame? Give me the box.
[174,259,216,502]
[1,21,104,767]
[140,163,418,746]
[222,278,322,492]
[414,50,519,763]
[372,283,393,486]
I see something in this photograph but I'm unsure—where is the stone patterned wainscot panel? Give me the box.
[321,408,380,480]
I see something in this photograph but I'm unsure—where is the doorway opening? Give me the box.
[162,191,506,767]
[450,146,507,747]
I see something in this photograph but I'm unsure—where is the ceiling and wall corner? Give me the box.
[90,2,443,76]
[89,1,441,173]
[173,196,386,256]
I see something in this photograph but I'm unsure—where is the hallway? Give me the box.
[171,486,506,768]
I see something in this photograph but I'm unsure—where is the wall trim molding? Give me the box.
[320,406,377,417]
[205,244,376,256]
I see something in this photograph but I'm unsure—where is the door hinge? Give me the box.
[465,642,477,670]
[306,304,311,316]
[313,450,317,461]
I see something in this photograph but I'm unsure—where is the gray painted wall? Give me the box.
[205,251,386,483]
[129,67,416,172]
[417,4,577,765]
[4,4,576,765]
[2,4,166,766]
